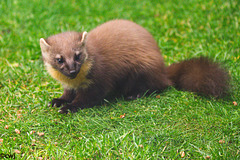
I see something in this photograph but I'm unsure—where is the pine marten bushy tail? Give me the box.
[167,57,229,98]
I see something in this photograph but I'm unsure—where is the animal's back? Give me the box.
[87,20,165,70]
[86,20,170,94]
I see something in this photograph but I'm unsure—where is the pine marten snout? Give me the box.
[40,19,229,114]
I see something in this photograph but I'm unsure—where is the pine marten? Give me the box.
[40,19,229,113]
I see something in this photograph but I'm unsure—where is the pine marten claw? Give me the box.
[50,98,67,108]
[58,109,66,114]
[58,104,78,114]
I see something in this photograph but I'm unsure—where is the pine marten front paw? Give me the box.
[58,104,78,114]
[49,98,67,108]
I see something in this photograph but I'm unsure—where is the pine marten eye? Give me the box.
[74,52,82,61]
[56,57,64,64]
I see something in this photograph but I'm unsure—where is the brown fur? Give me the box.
[167,57,229,97]
[40,19,229,113]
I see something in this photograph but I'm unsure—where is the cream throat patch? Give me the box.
[45,60,93,89]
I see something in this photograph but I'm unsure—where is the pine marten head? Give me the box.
[40,32,93,89]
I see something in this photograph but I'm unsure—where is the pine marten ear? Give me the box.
[40,38,51,58]
[80,31,88,45]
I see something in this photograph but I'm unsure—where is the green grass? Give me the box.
[0,0,239,159]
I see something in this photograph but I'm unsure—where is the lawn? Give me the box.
[0,0,239,159]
